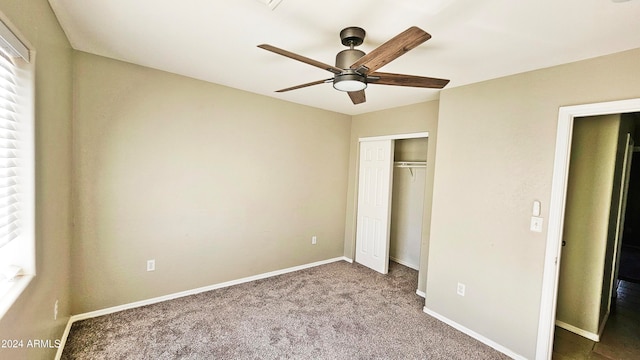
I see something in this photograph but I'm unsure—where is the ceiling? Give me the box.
[48,0,640,115]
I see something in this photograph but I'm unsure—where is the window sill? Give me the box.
[0,275,34,320]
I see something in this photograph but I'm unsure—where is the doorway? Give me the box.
[554,115,633,340]
[354,132,428,275]
[551,113,636,360]
[535,98,640,360]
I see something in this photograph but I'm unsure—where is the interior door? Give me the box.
[355,139,394,274]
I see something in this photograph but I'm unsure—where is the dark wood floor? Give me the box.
[553,280,640,359]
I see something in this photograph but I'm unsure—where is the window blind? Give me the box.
[0,51,19,249]
[0,15,34,318]
[0,19,28,251]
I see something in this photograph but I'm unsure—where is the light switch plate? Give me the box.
[530,217,543,232]
[532,200,541,216]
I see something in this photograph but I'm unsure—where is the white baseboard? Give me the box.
[54,316,74,360]
[598,310,609,340]
[342,256,353,263]
[389,256,419,270]
[55,256,348,359]
[423,306,526,360]
[416,289,426,298]
[555,320,600,342]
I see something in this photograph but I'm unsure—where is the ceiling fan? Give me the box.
[258,26,450,105]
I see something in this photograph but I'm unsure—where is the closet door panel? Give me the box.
[355,140,394,274]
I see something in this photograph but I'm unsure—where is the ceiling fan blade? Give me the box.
[275,79,333,92]
[258,44,343,74]
[369,72,449,89]
[348,90,366,104]
[350,27,431,75]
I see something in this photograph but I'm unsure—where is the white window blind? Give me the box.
[0,15,34,318]
[0,21,27,251]
[0,52,20,250]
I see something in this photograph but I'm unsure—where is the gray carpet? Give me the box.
[61,261,510,359]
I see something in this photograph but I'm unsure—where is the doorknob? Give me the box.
[562,241,566,247]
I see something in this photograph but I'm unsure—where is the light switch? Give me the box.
[532,200,541,217]
[530,217,543,232]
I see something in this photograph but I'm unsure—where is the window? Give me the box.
[0,14,35,319]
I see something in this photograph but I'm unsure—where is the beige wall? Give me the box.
[344,101,439,292]
[0,0,73,359]
[426,48,640,359]
[557,114,620,334]
[72,52,351,313]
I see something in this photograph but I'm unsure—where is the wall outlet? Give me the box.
[147,259,156,272]
[457,282,466,296]
[54,299,58,320]
[311,236,317,245]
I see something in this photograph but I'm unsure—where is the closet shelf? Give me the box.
[394,161,426,168]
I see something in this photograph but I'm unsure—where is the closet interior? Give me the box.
[390,137,427,270]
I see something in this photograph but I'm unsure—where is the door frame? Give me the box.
[535,98,640,360]
[354,132,429,271]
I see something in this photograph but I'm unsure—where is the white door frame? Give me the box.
[355,132,429,270]
[535,98,640,360]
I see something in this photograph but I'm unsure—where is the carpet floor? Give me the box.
[61,261,510,359]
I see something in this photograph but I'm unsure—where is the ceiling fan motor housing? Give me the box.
[339,27,365,47]
[335,49,365,69]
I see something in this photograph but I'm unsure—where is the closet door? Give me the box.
[355,140,394,274]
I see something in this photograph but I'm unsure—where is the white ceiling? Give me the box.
[48,0,640,115]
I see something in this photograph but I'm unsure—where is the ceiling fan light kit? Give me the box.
[333,72,367,92]
[258,26,449,104]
